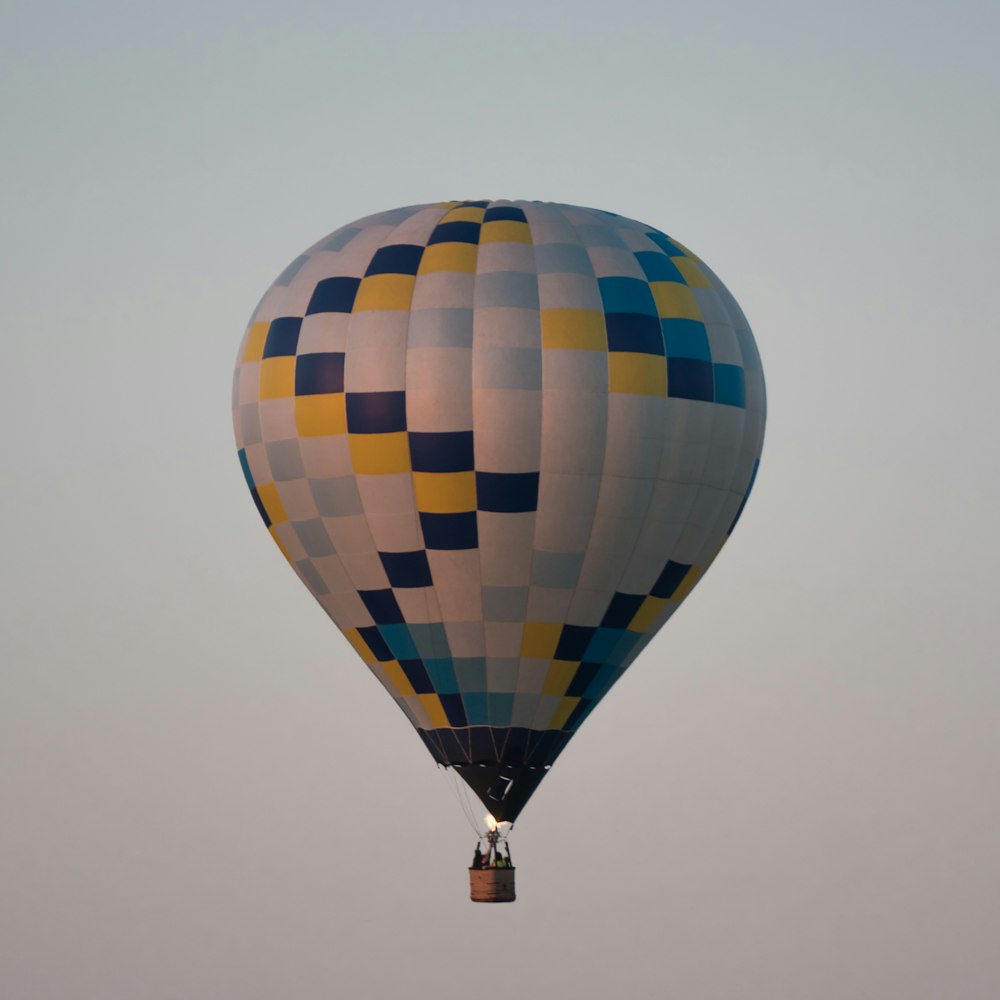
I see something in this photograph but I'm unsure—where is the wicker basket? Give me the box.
[469,867,516,903]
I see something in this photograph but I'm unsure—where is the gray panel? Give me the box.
[295,559,329,594]
[292,518,336,558]
[534,242,594,275]
[265,439,306,482]
[530,549,585,589]
[407,308,474,349]
[239,403,262,446]
[482,586,529,622]
[453,658,487,690]
[474,348,542,390]
[317,228,361,252]
[310,476,363,517]
[474,271,540,310]
[485,657,520,691]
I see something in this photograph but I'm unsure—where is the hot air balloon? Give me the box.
[233,200,765,902]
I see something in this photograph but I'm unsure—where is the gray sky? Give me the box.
[2,1,998,997]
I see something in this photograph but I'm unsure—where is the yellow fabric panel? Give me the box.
[242,322,270,362]
[349,432,411,475]
[344,628,376,663]
[267,523,293,562]
[256,482,288,525]
[668,238,699,260]
[418,242,479,274]
[412,471,476,513]
[383,660,416,698]
[673,258,712,288]
[629,595,668,633]
[542,660,578,697]
[442,206,486,223]
[671,565,702,602]
[353,274,417,311]
[480,220,532,244]
[520,621,563,659]
[540,309,607,350]
[549,697,581,730]
[650,281,702,320]
[294,393,346,437]
[418,694,450,728]
[258,357,296,399]
[609,353,666,396]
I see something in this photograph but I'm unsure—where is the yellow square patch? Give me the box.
[520,621,562,659]
[671,565,702,602]
[353,274,416,311]
[629,595,668,633]
[383,660,416,698]
[418,693,450,728]
[480,220,532,244]
[259,357,296,399]
[542,660,578,697]
[650,282,702,320]
[549,697,581,730]
[256,481,288,525]
[242,321,270,362]
[344,628,375,662]
[349,432,411,475]
[418,242,479,274]
[442,206,486,223]
[267,523,293,562]
[673,258,712,288]
[412,470,476,513]
[609,353,666,396]
[540,309,607,350]
[294,394,346,437]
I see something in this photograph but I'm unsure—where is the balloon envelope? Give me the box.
[233,201,765,821]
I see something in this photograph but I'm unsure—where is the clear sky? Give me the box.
[2,1,998,997]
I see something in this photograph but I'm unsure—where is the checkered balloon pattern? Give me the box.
[233,201,765,821]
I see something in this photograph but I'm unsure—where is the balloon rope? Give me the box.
[449,767,486,837]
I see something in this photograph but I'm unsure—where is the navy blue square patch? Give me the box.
[306,276,361,315]
[600,592,646,628]
[566,662,602,697]
[476,471,539,513]
[346,391,407,433]
[262,317,301,358]
[651,560,691,599]
[604,312,665,355]
[438,693,468,726]
[365,244,424,276]
[358,589,405,624]
[378,550,433,589]
[483,206,527,223]
[428,221,481,245]
[554,625,597,661]
[667,357,714,402]
[408,430,475,472]
[357,625,394,662]
[295,353,345,395]
[399,659,434,694]
[419,511,478,550]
